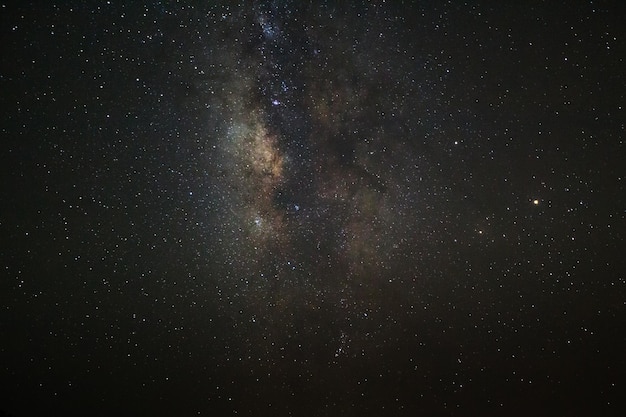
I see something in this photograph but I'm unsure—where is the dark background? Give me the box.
[1,1,625,416]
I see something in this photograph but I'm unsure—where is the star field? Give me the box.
[1,2,625,416]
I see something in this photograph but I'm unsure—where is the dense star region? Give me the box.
[1,2,625,416]
[213,3,422,307]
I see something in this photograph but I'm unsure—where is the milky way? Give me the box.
[210,3,424,306]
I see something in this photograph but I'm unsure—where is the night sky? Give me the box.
[1,1,625,416]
